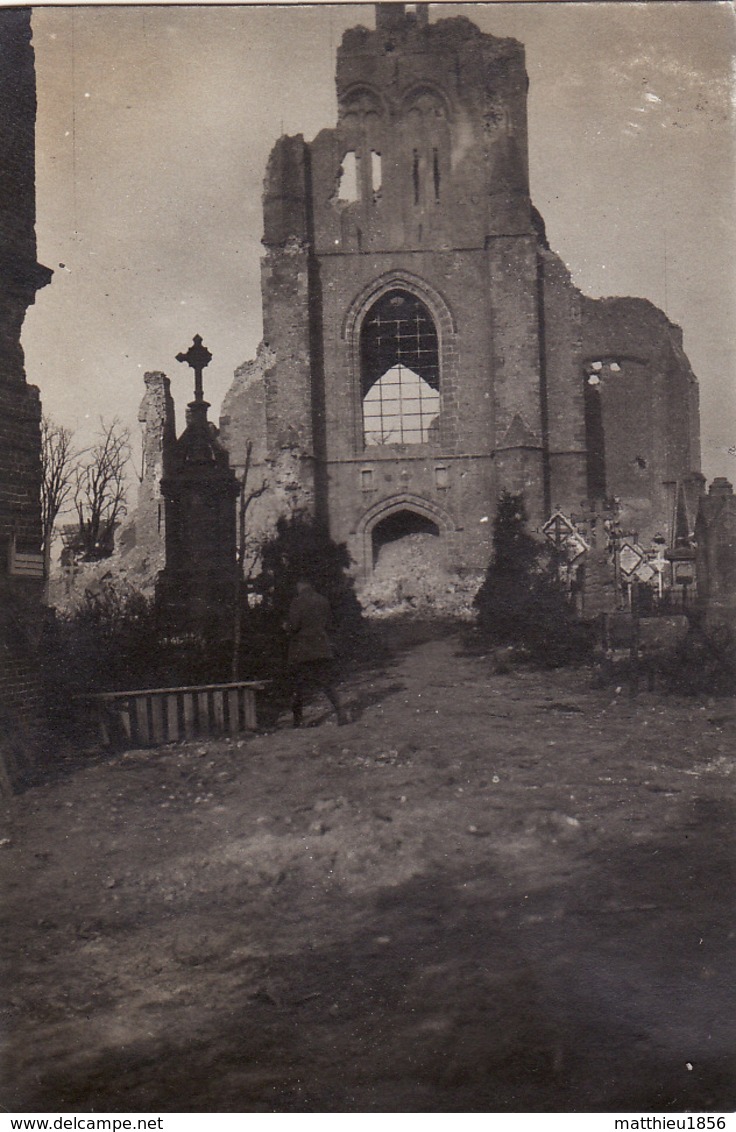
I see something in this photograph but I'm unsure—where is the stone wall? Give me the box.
[132,371,176,555]
[219,344,314,578]
[580,296,700,546]
[695,478,736,631]
[538,245,587,512]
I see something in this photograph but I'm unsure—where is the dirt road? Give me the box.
[3,628,735,1112]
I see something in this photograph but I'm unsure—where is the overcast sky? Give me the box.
[24,1,736,484]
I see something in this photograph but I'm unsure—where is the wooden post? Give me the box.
[629,580,640,698]
[166,693,180,741]
[232,442,252,682]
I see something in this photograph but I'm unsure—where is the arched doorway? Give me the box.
[371,508,440,567]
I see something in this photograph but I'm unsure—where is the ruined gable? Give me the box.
[216,3,701,591]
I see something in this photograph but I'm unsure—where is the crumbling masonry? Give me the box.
[216,4,700,584]
[0,9,52,737]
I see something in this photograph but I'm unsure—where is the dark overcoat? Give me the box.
[286,587,336,666]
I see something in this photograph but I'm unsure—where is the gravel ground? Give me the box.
[2,626,735,1113]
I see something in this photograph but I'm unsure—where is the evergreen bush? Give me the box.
[473,491,593,667]
[659,620,736,697]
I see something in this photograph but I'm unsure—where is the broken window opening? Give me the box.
[433,147,440,202]
[412,149,420,206]
[583,370,606,500]
[360,289,440,448]
[337,151,360,203]
[371,151,382,197]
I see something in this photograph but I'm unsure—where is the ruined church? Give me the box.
[149,3,702,590]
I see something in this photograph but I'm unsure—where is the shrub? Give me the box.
[473,491,593,667]
[41,514,372,736]
[42,579,159,711]
[41,577,232,726]
[659,620,736,697]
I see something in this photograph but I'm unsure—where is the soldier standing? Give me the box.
[285,579,348,727]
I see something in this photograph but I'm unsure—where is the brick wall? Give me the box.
[0,10,52,780]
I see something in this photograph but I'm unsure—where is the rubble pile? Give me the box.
[358,533,483,619]
[48,539,163,616]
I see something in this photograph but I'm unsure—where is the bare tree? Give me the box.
[40,416,81,600]
[40,416,77,555]
[72,418,132,561]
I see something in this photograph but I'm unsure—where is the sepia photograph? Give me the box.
[1,0,735,1116]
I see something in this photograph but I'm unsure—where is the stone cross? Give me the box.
[176,334,212,404]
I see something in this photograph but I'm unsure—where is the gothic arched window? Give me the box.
[360,290,440,446]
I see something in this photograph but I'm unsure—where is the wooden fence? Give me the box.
[77,681,266,748]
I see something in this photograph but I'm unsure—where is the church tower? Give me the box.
[220,3,701,584]
[257,3,545,575]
